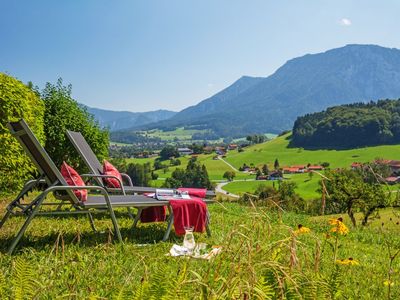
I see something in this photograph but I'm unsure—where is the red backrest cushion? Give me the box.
[103,160,123,188]
[60,161,88,202]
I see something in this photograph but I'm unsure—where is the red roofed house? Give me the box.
[386,176,400,185]
[292,165,306,170]
[283,167,300,174]
[228,144,238,150]
[351,162,363,169]
[308,165,324,171]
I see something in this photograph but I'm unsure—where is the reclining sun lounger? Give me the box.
[66,130,216,197]
[0,120,211,254]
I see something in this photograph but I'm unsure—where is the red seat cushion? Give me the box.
[103,160,123,188]
[60,162,88,202]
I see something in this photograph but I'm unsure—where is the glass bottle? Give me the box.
[183,226,195,254]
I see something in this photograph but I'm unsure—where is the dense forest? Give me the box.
[291,99,400,148]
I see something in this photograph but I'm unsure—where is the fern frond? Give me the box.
[253,276,274,300]
[11,257,39,300]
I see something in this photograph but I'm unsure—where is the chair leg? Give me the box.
[88,212,97,232]
[206,223,212,237]
[127,207,135,220]
[0,210,11,230]
[103,194,122,243]
[206,212,212,237]
[162,206,174,242]
[7,194,46,255]
[132,208,143,229]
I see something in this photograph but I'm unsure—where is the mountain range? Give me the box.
[85,106,176,131]
[89,44,400,137]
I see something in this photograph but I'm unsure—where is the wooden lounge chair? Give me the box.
[0,120,208,254]
[66,130,216,197]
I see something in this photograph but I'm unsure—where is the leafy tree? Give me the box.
[189,143,204,154]
[164,158,213,189]
[42,78,108,170]
[170,158,181,166]
[223,171,236,181]
[274,159,280,170]
[126,162,152,186]
[154,159,166,170]
[262,164,269,175]
[159,145,179,160]
[324,167,390,226]
[0,73,45,193]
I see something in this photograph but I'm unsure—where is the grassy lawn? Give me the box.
[224,173,321,199]
[1,194,400,298]
[143,128,209,141]
[226,133,400,169]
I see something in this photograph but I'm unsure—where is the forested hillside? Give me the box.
[291,99,400,148]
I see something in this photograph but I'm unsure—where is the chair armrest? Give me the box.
[120,173,133,187]
[38,185,111,207]
[80,174,126,195]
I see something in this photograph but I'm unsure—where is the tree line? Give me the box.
[291,99,400,148]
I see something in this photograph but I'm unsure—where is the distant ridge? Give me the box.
[85,106,176,131]
[134,44,400,137]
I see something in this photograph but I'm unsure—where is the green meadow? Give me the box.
[224,173,321,199]
[128,154,254,181]
[1,196,400,299]
[225,133,400,169]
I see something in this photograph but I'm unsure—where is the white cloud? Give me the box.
[339,18,352,26]
[207,83,214,88]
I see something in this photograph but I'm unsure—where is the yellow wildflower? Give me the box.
[336,257,359,266]
[329,217,349,235]
[294,224,311,235]
[384,280,395,287]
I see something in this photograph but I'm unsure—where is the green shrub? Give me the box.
[0,73,45,194]
[42,78,109,170]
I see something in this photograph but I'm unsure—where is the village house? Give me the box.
[282,167,300,174]
[177,147,193,156]
[385,176,400,185]
[228,144,238,150]
[292,165,306,171]
[215,146,226,155]
[351,162,363,169]
[374,159,400,175]
[308,165,324,171]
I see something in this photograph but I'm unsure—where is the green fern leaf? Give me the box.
[11,257,39,300]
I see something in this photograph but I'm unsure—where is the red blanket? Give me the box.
[169,198,208,235]
[140,193,167,223]
[177,188,207,198]
[140,206,167,223]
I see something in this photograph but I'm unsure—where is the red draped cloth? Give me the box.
[177,188,207,198]
[169,198,207,235]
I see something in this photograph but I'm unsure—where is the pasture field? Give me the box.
[1,195,400,299]
[224,173,321,199]
[225,133,400,169]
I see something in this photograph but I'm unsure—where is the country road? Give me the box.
[215,179,257,199]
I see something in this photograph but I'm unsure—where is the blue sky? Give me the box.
[1,1,399,112]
